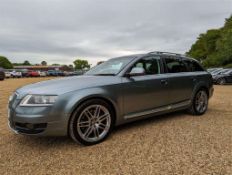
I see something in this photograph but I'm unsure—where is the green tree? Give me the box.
[187,15,232,68]
[216,16,232,66]
[187,29,220,66]
[52,63,60,66]
[187,33,208,61]
[23,60,31,65]
[0,56,13,69]
[73,59,90,70]
[41,61,47,66]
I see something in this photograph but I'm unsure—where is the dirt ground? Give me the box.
[0,78,231,175]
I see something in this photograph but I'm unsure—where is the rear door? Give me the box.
[162,56,194,104]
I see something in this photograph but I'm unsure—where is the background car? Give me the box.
[47,70,65,76]
[207,68,222,73]
[47,70,58,76]
[214,69,230,75]
[63,71,71,76]
[38,71,47,77]
[20,69,29,77]
[0,67,5,81]
[207,68,216,73]
[10,70,22,78]
[210,68,224,76]
[4,70,11,78]
[27,70,40,77]
[57,70,65,76]
[213,69,232,84]
[69,70,84,76]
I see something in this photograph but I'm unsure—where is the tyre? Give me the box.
[69,99,114,145]
[217,78,226,85]
[189,89,208,115]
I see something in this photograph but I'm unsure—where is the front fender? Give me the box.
[58,86,122,122]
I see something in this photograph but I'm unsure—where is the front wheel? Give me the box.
[189,89,208,115]
[69,99,114,145]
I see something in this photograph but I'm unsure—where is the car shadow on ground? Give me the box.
[16,110,188,148]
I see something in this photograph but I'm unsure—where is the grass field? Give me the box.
[0,78,231,174]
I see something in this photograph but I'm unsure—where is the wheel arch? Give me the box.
[191,82,210,101]
[67,95,118,134]
[199,86,209,97]
[217,77,226,84]
[71,95,117,118]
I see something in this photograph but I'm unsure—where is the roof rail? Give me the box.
[148,51,185,57]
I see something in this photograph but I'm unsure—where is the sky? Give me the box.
[0,0,232,66]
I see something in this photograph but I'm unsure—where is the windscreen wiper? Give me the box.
[94,73,115,76]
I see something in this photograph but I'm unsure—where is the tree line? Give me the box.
[0,56,91,70]
[187,15,232,68]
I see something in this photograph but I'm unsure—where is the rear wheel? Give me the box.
[218,78,226,85]
[69,99,114,145]
[189,89,208,115]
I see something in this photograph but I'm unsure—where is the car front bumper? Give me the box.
[8,94,70,136]
[8,112,69,136]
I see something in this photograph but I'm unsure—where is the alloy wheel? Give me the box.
[218,78,226,85]
[195,90,208,113]
[76,105,111,143]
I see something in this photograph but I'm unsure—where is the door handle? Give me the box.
[161,79,168,85]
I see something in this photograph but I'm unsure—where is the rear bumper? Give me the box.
[209,86,214,98]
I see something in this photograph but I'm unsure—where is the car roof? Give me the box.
[110,54,145,60]
[109,51,199,63]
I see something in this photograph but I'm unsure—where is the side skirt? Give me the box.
[124,100,191,119]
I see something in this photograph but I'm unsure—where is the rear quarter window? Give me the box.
[183,59,204,72]
[164,57,188,73]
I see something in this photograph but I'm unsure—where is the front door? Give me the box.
[122,56,171,118]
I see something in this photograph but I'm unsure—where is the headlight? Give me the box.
[9,92,18,102]
[20,95,58,106]
[9,94,13,102]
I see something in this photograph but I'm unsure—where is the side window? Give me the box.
[183,60,204,72]
[132,57,161,75]
[191,61,204,71]
[164,57,188,73]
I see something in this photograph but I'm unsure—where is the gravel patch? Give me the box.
[0,78,231,174]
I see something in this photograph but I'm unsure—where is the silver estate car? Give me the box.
[8,51,214,145]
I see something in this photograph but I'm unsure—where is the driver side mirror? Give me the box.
[126,67,145,77]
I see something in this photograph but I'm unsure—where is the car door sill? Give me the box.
[124,100,191,119]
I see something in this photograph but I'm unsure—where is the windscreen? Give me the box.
[85,56,134,76]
